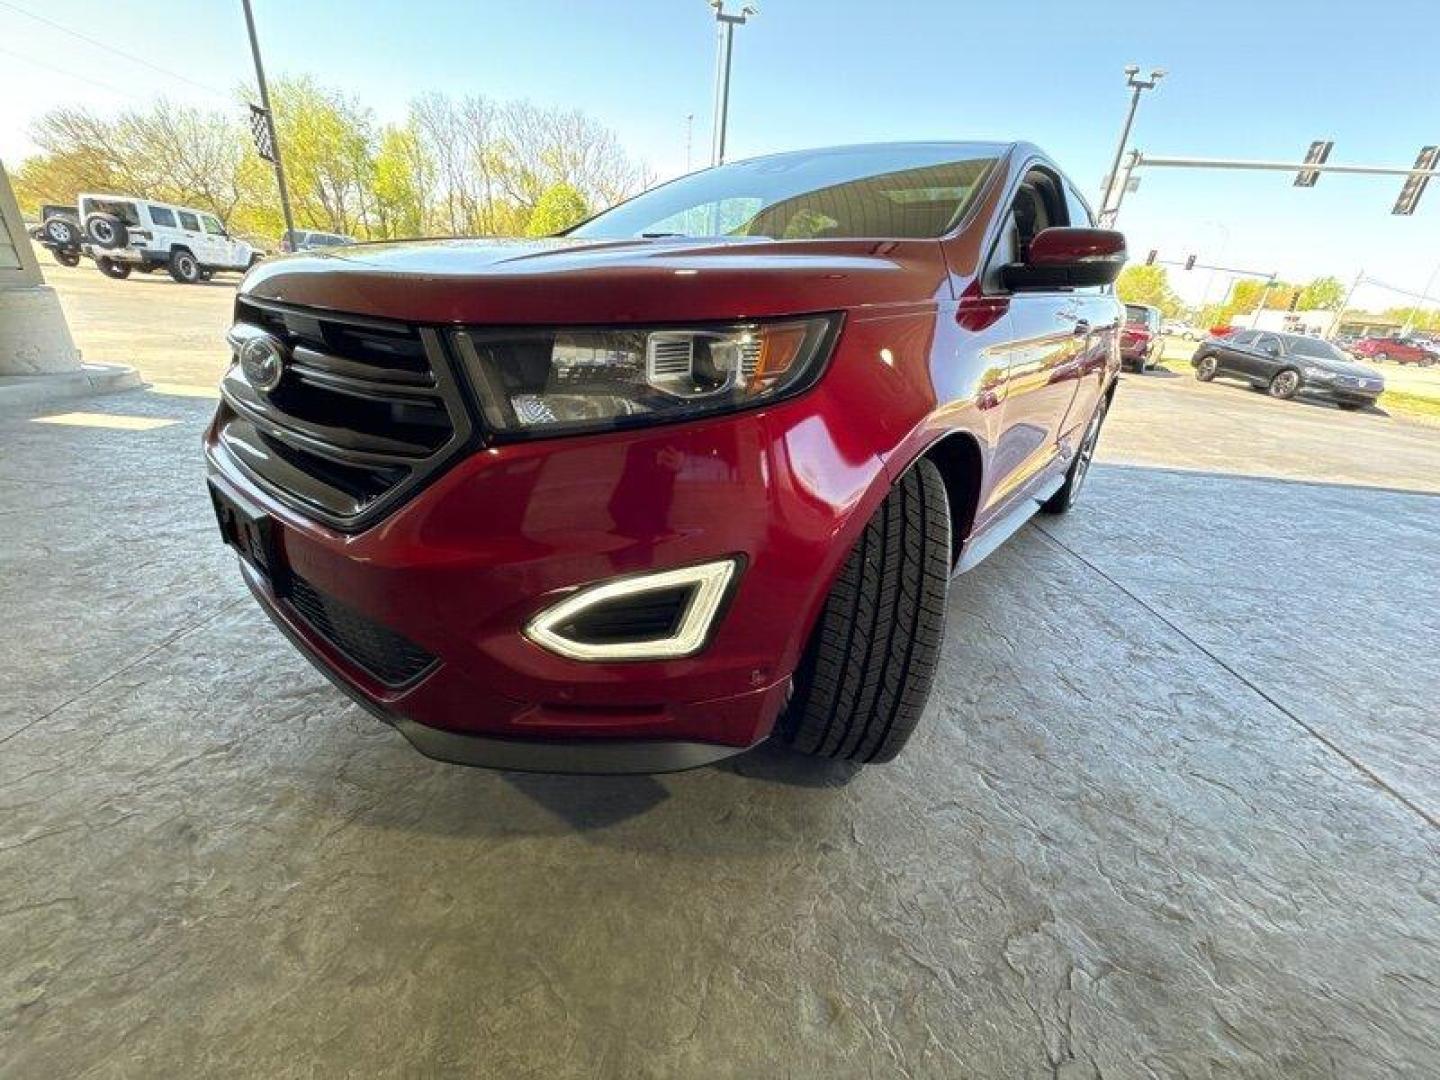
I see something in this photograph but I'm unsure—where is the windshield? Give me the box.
[1288,337,1348,361]
[571,144,1001,241]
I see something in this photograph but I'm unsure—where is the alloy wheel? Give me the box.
[1071,403,1105,502]
[1197,356,1217,380]
[1269,371,1299,399]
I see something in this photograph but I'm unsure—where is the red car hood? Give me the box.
[239,236,951,324]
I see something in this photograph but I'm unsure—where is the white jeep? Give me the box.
[72,194,262,283]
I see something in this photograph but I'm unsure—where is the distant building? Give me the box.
[1247,309,1339,336]
[1334,313,1405,338]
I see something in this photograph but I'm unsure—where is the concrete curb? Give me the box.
[0,363,145,413]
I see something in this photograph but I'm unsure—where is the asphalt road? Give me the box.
[36,243,1440,495]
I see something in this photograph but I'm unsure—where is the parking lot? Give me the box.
[3,263,1438,1077]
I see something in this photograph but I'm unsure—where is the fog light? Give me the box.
[525,559,739,661]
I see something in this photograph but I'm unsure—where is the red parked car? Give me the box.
[1349,336,1437,366]
[206,142,1126,773]
[1120,303,1162,372]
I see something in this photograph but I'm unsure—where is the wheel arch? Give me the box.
[913,430,984,568]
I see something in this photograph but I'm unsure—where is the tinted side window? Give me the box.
[1229,331,1257,347]
[149,206,176,227]
[201,214,225,235]
[178,211,200,231]
[1255,334,1282,353]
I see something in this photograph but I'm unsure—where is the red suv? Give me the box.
[206,142,1126,773]
[1349,336,1437,366]
[1120,303,1162,372]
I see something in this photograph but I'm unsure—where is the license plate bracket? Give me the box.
[209,481,285,588]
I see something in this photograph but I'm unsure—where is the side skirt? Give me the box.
[954,472,1064,575]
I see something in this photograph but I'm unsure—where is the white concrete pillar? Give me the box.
[0,158,81,376]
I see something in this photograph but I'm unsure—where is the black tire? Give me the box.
[1374,351,1389,362]
[53,248,81,267]
[1194,354,1218,382]
[43,217,79,246]
[168,249,201,284]
[84,212,128,250]
[1042,392,1110,514]
[1268,369,1300,400]
[778,459,951,764]
[95,256,132,279]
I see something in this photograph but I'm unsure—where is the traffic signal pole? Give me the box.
[1108,151,1440,225]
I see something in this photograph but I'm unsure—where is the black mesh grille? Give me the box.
[287,575,437,688]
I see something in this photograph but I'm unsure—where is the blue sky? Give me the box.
[2,0,1437,311]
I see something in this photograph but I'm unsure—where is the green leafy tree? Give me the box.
[1115,265,1182,317]
[524,182,589,236]
[15,79,649,244]
[1297,276,1344,311]
[371,125,432,238]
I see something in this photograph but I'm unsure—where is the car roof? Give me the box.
[728,140,1018,169]
[78,193,210,215]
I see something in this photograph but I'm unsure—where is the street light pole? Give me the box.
[1098,65,1164,225]
[241,0,295,241]
[709,2,756,167]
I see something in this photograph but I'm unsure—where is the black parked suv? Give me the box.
[1192,330,1385,410]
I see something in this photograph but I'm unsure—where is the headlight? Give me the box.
[1302,366,1334,380]
[452,315,840,437]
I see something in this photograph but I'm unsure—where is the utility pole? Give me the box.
[1330,269,1366,340]
[241,0,295,240]
[709,2,756,166]
[1248,274,1280,329]
[1402,259,1440,334]
[1098,65,1164,225]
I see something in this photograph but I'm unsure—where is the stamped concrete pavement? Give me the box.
[1,382,1437,1079]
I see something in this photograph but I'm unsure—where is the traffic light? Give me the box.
[1184,254,1197,271]
[1288,289,1302,312]
[1294,140,1334,187]
[1146,249,1157,266]
[1393,146,1439,215]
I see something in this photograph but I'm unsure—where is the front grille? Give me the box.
[287,574,437,688]
[217,297,472,529]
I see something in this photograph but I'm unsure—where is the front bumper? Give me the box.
[206,386,886,773]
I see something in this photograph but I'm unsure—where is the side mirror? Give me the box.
[1001,227,1128,290]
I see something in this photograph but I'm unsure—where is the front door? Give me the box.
[175,210,215,265]
[200,213,238,268]
[985,292,1085,511]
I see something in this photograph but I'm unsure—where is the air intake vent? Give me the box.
[555,587,690,645]
[525,559,739,662]
[286,575,437,687]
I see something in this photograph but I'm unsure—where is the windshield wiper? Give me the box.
[640,231,687,239]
